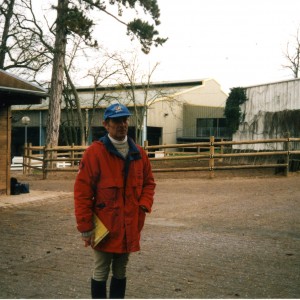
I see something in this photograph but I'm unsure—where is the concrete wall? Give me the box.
[181,79,227,106]
[11,79,228,147]
[233,78,300,150]
[147,79,228,145]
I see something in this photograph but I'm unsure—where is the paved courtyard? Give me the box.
[0,172,300,298]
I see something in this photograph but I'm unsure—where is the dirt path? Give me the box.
[0,170,299,298]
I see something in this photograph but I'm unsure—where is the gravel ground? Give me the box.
[0,169,299,298]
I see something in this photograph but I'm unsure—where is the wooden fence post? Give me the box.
[23,143,27,174]
[42,146,47,179]
[43,144,52,180]
[71,143,75,167]
[50,145,54,170]
[284,133,290,177]
[209,136,215,179]
[28,143,32,174]
[219,138,224,163]
[144,140,149,155]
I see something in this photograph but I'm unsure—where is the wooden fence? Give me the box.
[23,143,87,179]
[22,137,300,179]
[145,137,300,178]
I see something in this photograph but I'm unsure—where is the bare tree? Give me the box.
[0,0,15,68]
[0,0,53,82]
[46,0,166,148]
[45,0,68,147]
[64,66,86,145]
[84,56,122,143]
[62,37,85,145]
[283,27,300,78]
[1,0,167,148]
[112,52,173,145]
[61,45,123,145]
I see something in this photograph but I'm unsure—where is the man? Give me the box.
[74,103,156,299]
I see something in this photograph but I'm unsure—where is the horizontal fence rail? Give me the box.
[22,144,88,179]
[19,136,300,179]
[143,137,300,178]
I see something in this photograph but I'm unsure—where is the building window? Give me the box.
[196,118,229,137]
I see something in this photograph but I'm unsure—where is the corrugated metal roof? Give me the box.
[0,70,48,106]
[12,79,209,110]
[0,85,48,97]
[75,79,206,92]
[243,77,300,89]
[0,70,47,93]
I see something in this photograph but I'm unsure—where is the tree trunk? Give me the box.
[46,0,68,147]
[64,66,85,145]
[0,0,15,68]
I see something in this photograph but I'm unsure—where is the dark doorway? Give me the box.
[147,127,162,145]
[11,127,40,157]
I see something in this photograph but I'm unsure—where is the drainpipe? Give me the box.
[85,109,89,145]
[142,108,147,144]
[39,111,42,147]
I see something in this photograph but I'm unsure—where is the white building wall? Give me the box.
[11,78,229,148]
[183,79,227,106]
[147,99,182,146]
[147,79,228,145]
[233,79,300,150]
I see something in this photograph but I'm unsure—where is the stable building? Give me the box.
[11,78,229,153]
[233,78,300,150]
[0,70,47,195]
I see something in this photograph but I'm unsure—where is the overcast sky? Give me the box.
[36,1,300,93]
[95,0,300,93]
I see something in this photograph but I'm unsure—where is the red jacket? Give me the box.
[74,135,155,253]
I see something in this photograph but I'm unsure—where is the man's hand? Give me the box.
[140,205,148,212]
[81,232,95,247]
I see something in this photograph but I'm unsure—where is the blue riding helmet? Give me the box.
[104,103,132,120]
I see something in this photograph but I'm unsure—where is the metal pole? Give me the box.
[39,111,42,147]
[25,125,28,145]
[142,109,147,144]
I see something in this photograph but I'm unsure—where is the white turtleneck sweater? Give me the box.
[108,134,129,158]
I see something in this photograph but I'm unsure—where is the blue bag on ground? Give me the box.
[11,177,30,195]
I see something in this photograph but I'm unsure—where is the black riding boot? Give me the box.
[91,278,107,299]
[109,277,126,299]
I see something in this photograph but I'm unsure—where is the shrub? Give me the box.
[224,87,247,133]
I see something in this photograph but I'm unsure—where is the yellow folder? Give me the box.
[93,213,109,246]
